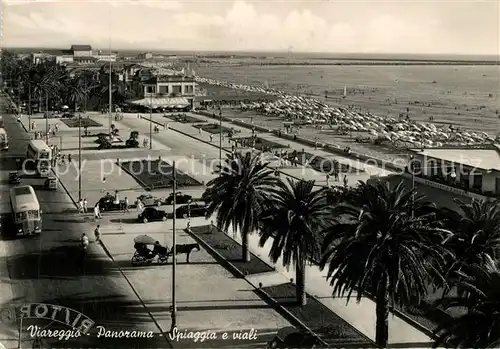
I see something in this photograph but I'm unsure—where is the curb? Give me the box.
[51,168,79,210]
[184,226,330,348]
[98,239,174,348]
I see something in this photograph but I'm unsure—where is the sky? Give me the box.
[1,0,499,55]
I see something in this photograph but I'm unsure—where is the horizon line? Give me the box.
[2,45,499,60]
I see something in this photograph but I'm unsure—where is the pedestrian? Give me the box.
[326,174,330,186]
[81,233,89,250]
[209,134,213,142]
[31,121,35,130]
[94,203,101,220]
[55,124,58,132]
[52,128,56,136]
[123,197,129,213]
[136,198,143,212]
[198,127,202,134]
[343,174,348,187]
[164,122,169,130]
[94,225,101,242]
[78,199,84,213]
[68,154,72,162]
[83,198,88,213]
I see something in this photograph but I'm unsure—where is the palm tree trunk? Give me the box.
[242,231,251,263]
[375,277,390,347]
[296,256,307,306]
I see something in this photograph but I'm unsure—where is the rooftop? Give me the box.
[415,146,500,172]
[144,75,195,84]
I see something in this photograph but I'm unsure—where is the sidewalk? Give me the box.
[226,227,435,347]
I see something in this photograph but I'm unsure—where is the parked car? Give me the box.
[175,202,207,218]
[267,327,321,348]
[8,171,21,184]
[137,194,162,207]
[138,207,168,223]
[164,192,192,205]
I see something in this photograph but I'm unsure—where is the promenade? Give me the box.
[14,110,447,347]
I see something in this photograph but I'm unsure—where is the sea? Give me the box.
[194,64,500,134]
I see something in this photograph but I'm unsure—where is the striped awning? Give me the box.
[129,97,190,108]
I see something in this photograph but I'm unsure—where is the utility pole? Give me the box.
[108,38,112,133]
[219,108,222,173]
[45,90,48,143]
[78,113,82,201]
[16,77,20,117]
[28,82,31,131]
[149,90,153,149]
[171,161,177,331]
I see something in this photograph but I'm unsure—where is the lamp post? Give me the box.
[187,199,192,227]
[28,82,31,131]
[78,113,82,201]
[45,90,49,143]
[171,161,177,331]
[149,91,153,149]
[409,155,415,218]
[219,108,222,173]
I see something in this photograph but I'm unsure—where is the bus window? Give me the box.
[28,210,39,219]
[39,152,49,159]
[16,212,27,221]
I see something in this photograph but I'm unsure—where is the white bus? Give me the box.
[26,140,52,176]
[0,128,7,150]
[9,185,42,236]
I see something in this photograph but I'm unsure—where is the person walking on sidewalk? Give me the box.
[123,197,129,213]
[83,198,88,213]
[326,173,330,186]
[94,225,101,242]
[78,199,84,213]
[343,174,348,187]
[81,233,89,250]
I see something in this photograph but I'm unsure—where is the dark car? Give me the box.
[137,194,162,207]
[164,192,192,205]
[138,207,168,223]
[98,196,123,211]
[267,327,321,349]
[8,171,21,184]
[175,202,207,218]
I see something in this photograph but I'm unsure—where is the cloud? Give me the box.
[2,0,498,55]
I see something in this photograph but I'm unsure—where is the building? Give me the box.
[31,52,55,64]
[73,56,98,65]
[409,144,500,198]
[129,74,196,109]
[137,52,153,60]
[71,45,93,57]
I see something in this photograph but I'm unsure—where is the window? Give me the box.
[16,212,27,220]
[159,85,168,94]
[39,151,49,159]
[184,85,193,94]
[14,187,31,195]
[28,210,39,219]
[172,85,181,94]
[146,85,156,93]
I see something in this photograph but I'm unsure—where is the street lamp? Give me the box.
[409,155,415,218]
[186,199,192,227]
[219,108,222,174]
[78,113,82,201]
[149,91,153,150]
[45,90,49,143]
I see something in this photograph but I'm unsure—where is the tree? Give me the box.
[433,256,500,348]
[259,179,331,305]
[202,151,281,262]
[320,181,450,347]
[439,199,500,288]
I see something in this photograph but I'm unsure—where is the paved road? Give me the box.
[0,102,171,348]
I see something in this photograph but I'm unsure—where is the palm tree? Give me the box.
[320,180,450,347]
[433,256,500,348]
[259,179,331,305]
[203,151,281,262]
[439,199,500,288]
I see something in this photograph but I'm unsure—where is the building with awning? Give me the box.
[128,74,196,109]
[128,97,190,109]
